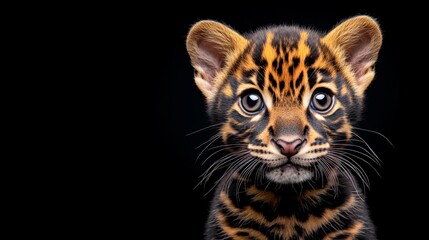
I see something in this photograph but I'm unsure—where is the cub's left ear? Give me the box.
[322,16,382,96]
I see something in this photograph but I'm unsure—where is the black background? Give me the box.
[96,6,410,240]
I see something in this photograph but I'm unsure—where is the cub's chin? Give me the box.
[265,162,314,184]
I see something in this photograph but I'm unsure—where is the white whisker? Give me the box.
[186,123,223,136]
[196,134,221,162]
[351,131,382,164]
[328,151,371,190]
[353,126,394,147]
[330,142,381,165]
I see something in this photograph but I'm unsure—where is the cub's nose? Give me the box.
[273,138,304,157]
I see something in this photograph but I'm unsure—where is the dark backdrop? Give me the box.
[100,6,408,240]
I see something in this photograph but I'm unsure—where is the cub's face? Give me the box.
[186,16,382,184]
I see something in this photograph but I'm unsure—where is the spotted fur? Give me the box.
[187,16,382,240]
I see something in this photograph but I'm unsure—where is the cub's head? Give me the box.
[186,16,382,185]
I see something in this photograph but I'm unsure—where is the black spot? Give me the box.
[333,233,350,239]
[297,86,304,103]
[284,52,289,62]
[279,81,285,92]
[304,56,315,66]
[236,231,249,236]
[269,126,274,136]
[269,73,277,88]
[294,225,303,236]
[318,68,330,76]
[307,68,317,90]
[292,57,300,67]
[243,69,256,78]
[328,108,344,121]
[288,65,294,76]
[327,119,345,131]
[257,68,265,90]
[272,59,278,69]
[277,58,283,76]
[295,71,303,88]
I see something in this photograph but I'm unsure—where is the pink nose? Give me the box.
[274,139,304,157]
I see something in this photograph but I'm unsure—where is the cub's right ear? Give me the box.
[186,20,248,100]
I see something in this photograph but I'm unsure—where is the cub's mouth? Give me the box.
[267,161,312,172]
[265,160,315,184]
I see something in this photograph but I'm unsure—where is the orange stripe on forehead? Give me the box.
[261,32,276,65]
[297,32,310,58]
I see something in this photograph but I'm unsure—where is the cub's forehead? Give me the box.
[231,27,335,105]
[247,27,323,51]
[241,26,326,77]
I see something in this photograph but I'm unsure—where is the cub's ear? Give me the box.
[322,16,382,96]
[186,20,248,99]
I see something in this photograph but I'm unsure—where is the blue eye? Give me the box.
[311,90,335,113]
[240,90,264,114]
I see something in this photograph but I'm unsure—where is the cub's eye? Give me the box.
[311,89,335,113]
[240,90,264,114]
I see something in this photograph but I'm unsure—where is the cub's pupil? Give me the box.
[315,93,328,106]
[242,93,262,112]
[247,94,259,106]
[312,92,333,112]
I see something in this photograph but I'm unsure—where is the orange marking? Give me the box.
[297,32,310,60]
[220,123,238,142]
[341,86,348,96]
[220,191,298,238]
[222,83,233,97]
[247,185,280,206]
[300,195,356,235]
[261,33,276,67]
[348,220,364,235]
